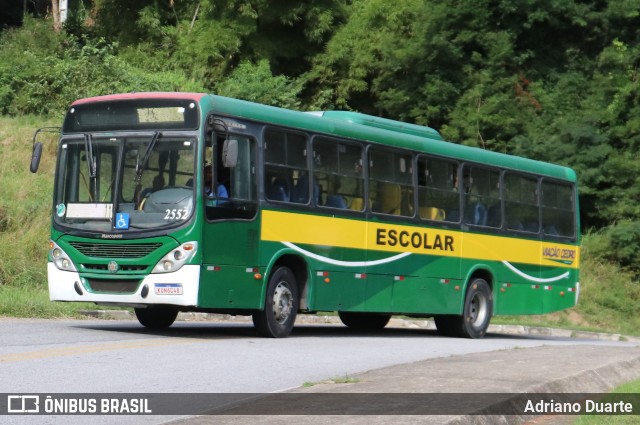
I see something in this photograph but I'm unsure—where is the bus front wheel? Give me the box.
[134,306,178,329]
[253,266,299,338]
[338,312,391,331]
[434,278,493,338]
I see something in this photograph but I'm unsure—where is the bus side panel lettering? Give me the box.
[399,231,409,247]
[433,235,443,250]
[372,227,460,252]
[388,229,398,246]
[423,234,432,249]
[445,236,454,252]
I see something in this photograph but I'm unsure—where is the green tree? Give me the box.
[92,0,349,91]
[306,0,640,228]
[215,59,302,108]
[0,17,202,116]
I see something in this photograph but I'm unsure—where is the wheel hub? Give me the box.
[272,281,293,323]
[469,292,487,326]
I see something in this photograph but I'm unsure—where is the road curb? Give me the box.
[445,346,640,425]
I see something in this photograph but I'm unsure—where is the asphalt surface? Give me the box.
[167,344,640,425]
[85,311,640,425]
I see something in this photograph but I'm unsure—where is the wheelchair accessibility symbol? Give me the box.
[115,213,130,230]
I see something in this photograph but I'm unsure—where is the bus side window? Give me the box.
[417,156,458,222]
[464,166,501,227]
[505,173,539,233]
[264,129,309,204]
[207,135,257,220]
[313,137,364,210]
[541,181,575,238]
[369,147,414,217]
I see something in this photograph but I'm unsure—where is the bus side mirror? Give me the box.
[222,139,238,168]
[29,126,60,173]
[30,142,43,173]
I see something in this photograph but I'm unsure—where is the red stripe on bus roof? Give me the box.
[71,92,206,105]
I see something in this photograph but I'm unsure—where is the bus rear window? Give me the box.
[542,181,575,238]
[63,99,199,133]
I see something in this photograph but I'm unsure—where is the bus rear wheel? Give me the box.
[252,266,299,338]
[134,306,178,329]
[434,278,493,339]
[338,312,391,331]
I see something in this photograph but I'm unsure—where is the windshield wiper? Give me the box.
[134,132,161,205]
[83,133,96,178]
[83,133,97,201]
[135,132,161,181]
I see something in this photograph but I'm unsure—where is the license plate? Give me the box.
[155,284,183,295]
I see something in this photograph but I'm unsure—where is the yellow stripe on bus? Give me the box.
[261,210,579,269]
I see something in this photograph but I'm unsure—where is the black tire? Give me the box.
[338,312,391,331]
[134,306,179,329]
[252,266,299,338]
[434,278,493,338]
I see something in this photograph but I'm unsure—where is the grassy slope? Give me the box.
[573,379,640,424]
[0,115,100,317]
[1,116,640,332]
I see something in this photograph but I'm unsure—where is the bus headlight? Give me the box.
[152,242,198,274]
[49,241,77,272]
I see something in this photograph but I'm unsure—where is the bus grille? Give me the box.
[69,242,162,258]
[86,279,141,294]
[82,264,148,273]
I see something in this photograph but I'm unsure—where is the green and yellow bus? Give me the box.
[30,92,579,338]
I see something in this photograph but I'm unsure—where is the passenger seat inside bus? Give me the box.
[349,197,367,211]
[267,177,291,202]
[420,206,446,221]
[465,200,487,226]
[379,183,402,215]
[325,195,347,209]
[292,173,321,204]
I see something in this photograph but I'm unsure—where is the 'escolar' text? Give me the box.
[376,228,454,251]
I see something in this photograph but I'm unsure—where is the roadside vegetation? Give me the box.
[572,379,640,424]
[302,375,360,387]
[0,116,91,318]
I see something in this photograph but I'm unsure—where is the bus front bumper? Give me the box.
[47,263,200,307]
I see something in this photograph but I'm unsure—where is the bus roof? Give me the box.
[308,111,443,141]
[70,92,207,106]
[203,94,576,182]
[66,92,576,182]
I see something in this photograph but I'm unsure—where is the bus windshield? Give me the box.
[53,133,196,233]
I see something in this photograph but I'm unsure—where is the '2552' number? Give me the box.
[164,208,189,220]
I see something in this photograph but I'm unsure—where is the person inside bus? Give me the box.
[464,173,488,226]
[442,170,460,222]
[266,171,291,202]
[140,174,165,199]
[293,171,321,204]
[204,164,229,200]
[486,190,502,227]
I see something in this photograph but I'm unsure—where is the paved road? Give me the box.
[0,317,638,425]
